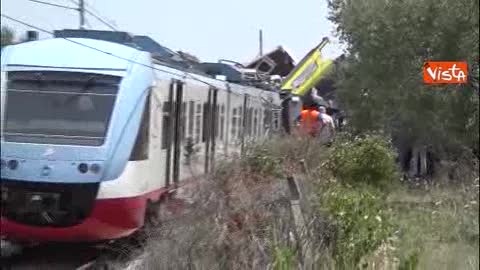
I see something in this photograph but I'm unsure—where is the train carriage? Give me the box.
[0,34,282,243]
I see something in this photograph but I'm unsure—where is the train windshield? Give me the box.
[2,71,121,146]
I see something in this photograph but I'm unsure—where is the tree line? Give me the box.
[327,0,479,168]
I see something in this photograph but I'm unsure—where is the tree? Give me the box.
[1,26,15,48]
[328,0,479,160]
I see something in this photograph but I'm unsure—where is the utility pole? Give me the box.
[79,0,86,29]
[259,29,263,57]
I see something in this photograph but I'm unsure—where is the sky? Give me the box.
[1,0,345,63]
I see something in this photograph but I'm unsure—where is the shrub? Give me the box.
[272,246,296,270]
[324,133,399,188]
[243,145,283,177]
[318,184,393,268]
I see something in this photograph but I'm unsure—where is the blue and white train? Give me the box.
[0,31,282,242]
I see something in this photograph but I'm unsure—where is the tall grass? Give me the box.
[122,135,478,270]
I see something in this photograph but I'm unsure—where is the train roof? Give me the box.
[51,29,281,91]
[1,38,145,76]
[1,33,281,104]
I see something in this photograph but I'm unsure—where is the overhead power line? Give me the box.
[27,0,116,30]
[0,13,219,89]
[27,0,78,10]
[66,0,117,30]
[83,8,117,31]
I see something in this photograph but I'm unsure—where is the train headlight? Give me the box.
[7,160,19,170]
[90,163,101,174]
[0,159,6,170]
[78,163,89,174]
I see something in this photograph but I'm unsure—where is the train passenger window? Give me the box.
[273,112,279,129]
[130,94,151,160]
[202,102,208,142]
[216,109,220,139]
[215,105,219,139]
[181,102,186,142]
[220,115,225,141]
[248,108,253,136]
[195,105,201,144]
[188,101,194,137]
[254,109,258,137]
[161,101,170,150]
[259,110,263,136]
[220,105,225,141]
[238,106,243,137]
[264,109,269,132]
[231,108,237,139]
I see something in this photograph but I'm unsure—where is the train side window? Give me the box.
[264,108,269,132]
[188,101,195,137]
[259,109,263,136]
[238,106,243,137]
[195,104,202,144]
[181,102,187,142]
[273,112,279,129]
[130,94,151,160]
[215,104,219,139]
[231,108,237,139]
[254,109,258,137]
[202,102,208,142]
[161,101,170,150]
[220,105,225,141]
[220,115,225,141]
[248,108,253,136]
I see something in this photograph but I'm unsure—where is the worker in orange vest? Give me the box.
[297,107,321,137]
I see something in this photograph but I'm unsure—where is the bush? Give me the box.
[243,145,283,178]
[318,184,393,268]
[272,246,296,270]
[324,133,399,188]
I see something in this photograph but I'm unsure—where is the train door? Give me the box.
[163,80,184,188]
[204,87,218,174]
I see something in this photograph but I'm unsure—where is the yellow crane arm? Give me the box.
[281,37,334,96]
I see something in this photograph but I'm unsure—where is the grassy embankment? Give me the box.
[129,134,479,270]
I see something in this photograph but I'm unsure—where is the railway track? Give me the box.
[0,231,150,270]
[1,242,100,270]
[2,240,144,270]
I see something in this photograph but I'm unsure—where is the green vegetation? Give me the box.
[328,0,479,158]
[318,184,393,268]
[272,246,296,270]
[317,0,480,266]
[1,26,15,48]
[243,144,283,177]
[389,185,479,270]
[126,135,478,270]
[324,134,399,188]
[127,1,479,267]
[313,134,397,268]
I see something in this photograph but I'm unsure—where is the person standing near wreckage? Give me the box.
[317,106,335,144]
[297,106,321,137]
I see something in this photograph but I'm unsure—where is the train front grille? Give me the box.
[0,179,99,227]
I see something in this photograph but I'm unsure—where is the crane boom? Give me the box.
[281,37,333,96]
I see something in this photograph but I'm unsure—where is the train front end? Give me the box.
[0,37,153,242]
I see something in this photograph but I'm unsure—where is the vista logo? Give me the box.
[423,61,468,84]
